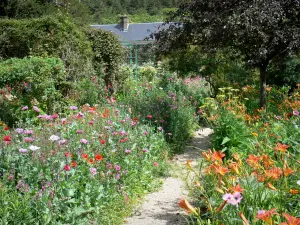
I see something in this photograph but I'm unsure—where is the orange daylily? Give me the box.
[178,199,197,214]
[211,150,225,163]
[289,189,300,195]
[230,184,245,193]
[186,160,193,169]
[233,153,242,165]
[246,154,261,168]
[280,213,300,225]
[256,208,278,225]
[274,143,290,153]
[202,149,212,161]
[228,161,240,174]
[265,167,283,180]
[213,165,229,176]
[266,182,277,191]
[262,154,275,169]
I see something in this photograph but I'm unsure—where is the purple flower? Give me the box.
[80,138,88,144]
[15,128,24,134]
[112,131,118,136]
[293,110,299,116]
[114,165,121,171]
[142,148,148,153]
[257,210,266,215]
[90,167,97,176]
[21,106,28,111]
[19,148,28,153]
[116,173,121,180]
[88,120,94,125]
[70,106,78,110]
[58,139,67,145]
[33,106,40,113]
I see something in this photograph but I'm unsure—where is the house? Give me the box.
[90,15,167,46]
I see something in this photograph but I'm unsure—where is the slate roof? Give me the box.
[90,22,167,45]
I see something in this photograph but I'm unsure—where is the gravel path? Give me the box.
[124,128,213,225]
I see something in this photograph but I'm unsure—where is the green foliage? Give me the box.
[0,15,93,81]
[155,0,300,108]
[267,56,300,88]
[0,57,65,125]
[85,28,124,91]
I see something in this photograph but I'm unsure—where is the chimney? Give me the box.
[120,15,129,31]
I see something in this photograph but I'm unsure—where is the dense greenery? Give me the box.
[154,0,300,109]
[0,0,183,24]
[85,28,124,91]
[0,15,93,81]
[0,57,65,125]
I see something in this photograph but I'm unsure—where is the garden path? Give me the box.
[124,127,213,225]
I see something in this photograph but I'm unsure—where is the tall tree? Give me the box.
[154,0,300,109]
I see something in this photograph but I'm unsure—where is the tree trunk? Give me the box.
[259,65,267,110]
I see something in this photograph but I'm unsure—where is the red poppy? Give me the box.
[71,161,77,167]
[95,154,103,161]
[132,117,138,122]
[64,152,70,157]
[146,115,153,119]
[100,139,106,144]
[3,135,12,141]
[4,126,9,131]
[64,165,71,171]
[89,158,94,164]
[82,153,88,159]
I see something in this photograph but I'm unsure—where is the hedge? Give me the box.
[0,15,93,81]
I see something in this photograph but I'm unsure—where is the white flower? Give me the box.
[49,135,60,141]
[297,180,300,186]
[29,145,40,151]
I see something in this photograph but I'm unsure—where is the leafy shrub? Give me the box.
[139,64,157,81]
[0,15,93,81]
[85,28,124,92]
[0,57,65,125]
[121,75,198,153]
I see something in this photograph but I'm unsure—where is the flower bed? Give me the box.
[0,105,168,224]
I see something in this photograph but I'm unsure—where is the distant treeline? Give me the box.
[0,0,185,24]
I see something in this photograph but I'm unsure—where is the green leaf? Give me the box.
[221,137,230,145]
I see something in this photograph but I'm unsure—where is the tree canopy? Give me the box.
[154,0,300,109]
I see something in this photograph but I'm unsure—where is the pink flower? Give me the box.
[21,106,28,111]
[64,152,70,157]
[24,129,34,135]
[76,130,83,134]
[51,113,59,119]
[120,130,127,136]
[88,120,94,125]
[125,149,131,154]
[80,139,88,144]
[90,167,97,175]
[222,192,243,206]
[293,110,299,116]
[70,106,78,110]
[114,165,121,171]
[158,126,163,131]
[24,137,34,143]
[64,165,71,171]
[142,148,148,153]
[153,162,159,167]
[33,106,40,113]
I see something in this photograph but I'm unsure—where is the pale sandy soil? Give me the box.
[124,128,213,225]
